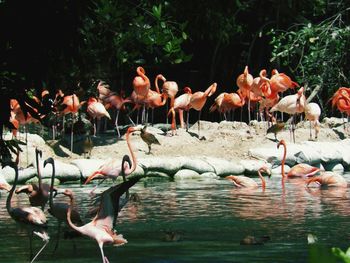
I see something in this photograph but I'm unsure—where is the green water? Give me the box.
[0,174,349,262]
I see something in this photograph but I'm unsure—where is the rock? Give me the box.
[248,146,298,167]
[139,157,183,175]
[202,157,245,176]
[71,159,106,179]
[39,159,81,182]
[0,166,36,184]
[271,165,290,176]
[200,172,219,179]
[323,117,348,128]
[240,160,272,175]
[181,157,215,173]
[174,169,201,180]
[218,121,248,130]
[144,171,170,178]
[189,120,219,131]
[323,163,344,173]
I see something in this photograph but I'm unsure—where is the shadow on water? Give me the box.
[0,174,350,262]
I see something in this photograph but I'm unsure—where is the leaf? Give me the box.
[182,32,187,40]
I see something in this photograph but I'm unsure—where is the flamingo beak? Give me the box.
[84,172,101,185]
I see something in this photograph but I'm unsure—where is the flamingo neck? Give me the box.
[66,195,81,233]
[155,74,165,94]
[49,162,56,209]
[7,165,18,214]
[280,143,286,177]
[125,131,137,175]
[137,67,149,84]
[36,153,42,188]
[258,169,266,190]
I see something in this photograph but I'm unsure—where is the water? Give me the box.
[0,173,349,263]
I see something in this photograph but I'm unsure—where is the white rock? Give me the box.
[174,169,201,180]
[202,157,245,176]
[240,159,272,175]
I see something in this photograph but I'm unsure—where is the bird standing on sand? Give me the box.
[140,126,160,154]
[266,121,285,142]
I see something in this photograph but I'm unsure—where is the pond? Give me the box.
[0,173,349,262]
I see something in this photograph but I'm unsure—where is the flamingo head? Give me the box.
[271,69,279,75]
[259,166,271,177]
[15,184,34,194]
[0,183,11,192]
[277,139,286,149]
[183,87,192,94]
[136,66,146,75]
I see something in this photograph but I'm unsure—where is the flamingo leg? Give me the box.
[248,97,251,125]
[53,222,62,253]
[198,110,201,137]
[309,120,312,140]
[151,108,154,126]
[115,110,120,138]
[186,110,190,132]
[98,243,106,263]
[29,230,34,261]
[30,238,49,263]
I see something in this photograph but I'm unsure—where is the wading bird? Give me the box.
[16,148,51,210]
[266,121,285,142]
[270,87,306,143]
[173,87,192,130]
[306,172,347,188]
[304,102,321,140]
[44,157,83,253]
[0,162,49,263]
[84,126,140,184]
[225,166,271,190]
[188,83,217,137]
[64,175,141,263]
[277,140,320,178]
[86,97,111,136]
[140,126,160,154]
[237,66,253,123]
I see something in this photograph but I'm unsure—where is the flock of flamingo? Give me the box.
[2,66,350,262]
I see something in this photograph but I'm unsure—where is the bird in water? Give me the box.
[140,125,160,154]
[266,121,285,142]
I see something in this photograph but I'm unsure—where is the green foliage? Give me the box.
[269,10,350,100]
[0,139,25,166]
[332,247,350,263]
[78,0,191,80]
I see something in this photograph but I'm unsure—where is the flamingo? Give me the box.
[96,81,133,137]
[173,87,192,130]
[16,148,51,210]
[86,97,111,136]
[188,83,217,137]
[330,87,350,130]
[143,74,168,124]
[270,87,306,143]
[162,78,179,135]
[209,92,246,121]
[54,91,82,152]
[304,102,321,140]
[236,66,253,123]
[225,166,271,190]
[64,176,140,263]
[44,157,83,253]
[306,172,347,188]
[132,67,150,124]
[269,69,299,94]
[0,162,49,263]
[84,126,141,184]
[277,139,320,178]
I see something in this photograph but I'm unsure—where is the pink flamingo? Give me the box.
[44,157,83,253]
[84,126,140,184]
[162,78,179,135]
[173,87,192,130]
[304,102,321,140]
[306,172,347,188]
[270,87,306,143]
[132,67,150,124]
[188,83,217,137]
[86,97,111,136]
[64,176,140,263]
[236,66,253,123]
[269,69,299,94]
[0,162,49,262]
[16,148,52,210]
[225,166,271,190]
